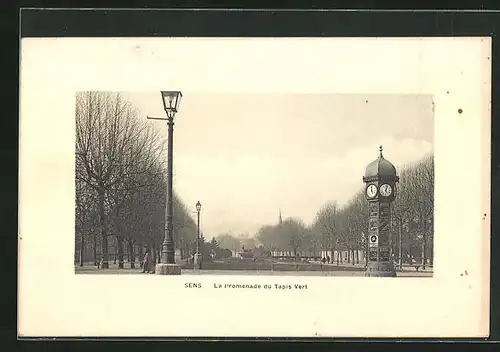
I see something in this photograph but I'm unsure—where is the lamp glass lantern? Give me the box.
[160,91,182,113]
[196,201,202,212]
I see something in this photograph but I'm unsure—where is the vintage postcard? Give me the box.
[19,37,491,337]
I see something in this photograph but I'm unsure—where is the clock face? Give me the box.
[380,184,392,197]
[366,184,377,198]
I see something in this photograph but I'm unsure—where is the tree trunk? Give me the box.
[365,241,368,268]
[138,244,144,268]
[151,243,157,263]
[428,228,434,266]
[421,239,425,269]
[128,240,136,269]
[355,249,359,264]
[421,233,426,270]
[98,192,109,269]
[398,219,403,270]
[93,233,97,266]
[112,236,117,263]
[421,217,427,270]
[389,228,393,259]
[101,234,109,269]
[79,234,84,267]
[179,241,184,260]
[117,235,124,269]
[182,240,186,260]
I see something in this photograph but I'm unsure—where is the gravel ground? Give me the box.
[75,265,432,277]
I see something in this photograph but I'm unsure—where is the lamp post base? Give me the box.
[194,254,202,269]
[155,263,181,275]
[365,261,397,277]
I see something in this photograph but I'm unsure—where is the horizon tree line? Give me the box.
[219,154,434,267]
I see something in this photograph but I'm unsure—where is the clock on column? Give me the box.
[366,184,377,198]
[379,184,392,197]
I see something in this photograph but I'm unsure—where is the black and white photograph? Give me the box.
[74,92,434,278]
[19,36,490,338]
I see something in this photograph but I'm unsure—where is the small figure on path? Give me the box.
[322,257,326,264]
[142,251,153,273]
[410,256,420,272]
[326,255,330,264]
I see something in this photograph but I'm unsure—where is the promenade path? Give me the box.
[75,263,432,277]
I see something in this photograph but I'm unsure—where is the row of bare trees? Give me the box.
[255,155,434,267]
[75,92,198,269]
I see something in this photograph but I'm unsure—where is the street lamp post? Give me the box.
[194,201,202,269]
[148,91,183,276]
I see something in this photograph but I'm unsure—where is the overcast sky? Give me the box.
[123,92,434,238]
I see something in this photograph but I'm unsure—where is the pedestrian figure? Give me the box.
[96,259,100,269]
[326,255,330,264]
[322,257,326,264]
[142,251,153,273]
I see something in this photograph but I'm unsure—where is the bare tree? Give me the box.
[256,225,280,251]
[75,178,99,266]
[76,92,145,268]
[407,155,434,268]
[278,218,308,259]
[76,92,194,267]
[391,166,412,269]
[314,202,339,263]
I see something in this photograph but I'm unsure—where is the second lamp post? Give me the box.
[195,201,202,269]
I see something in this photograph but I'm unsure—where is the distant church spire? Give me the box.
[279,209,283,225]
